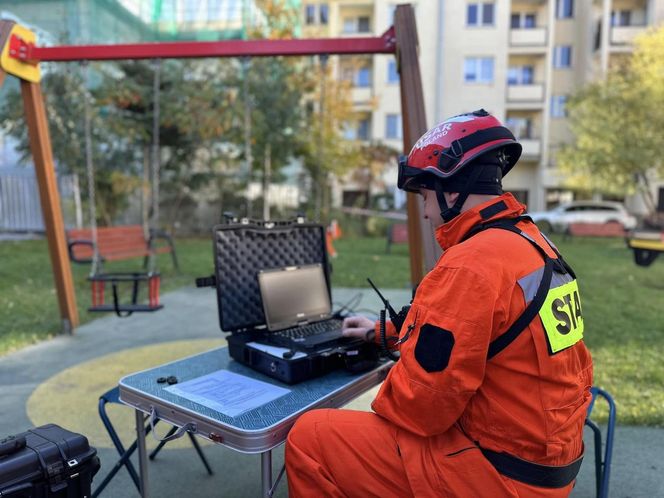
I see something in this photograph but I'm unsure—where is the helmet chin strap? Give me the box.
[434,165,487,223]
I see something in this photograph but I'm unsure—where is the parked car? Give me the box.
[529,200,637,233]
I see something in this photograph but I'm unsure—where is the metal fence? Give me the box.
[0,170,80,232]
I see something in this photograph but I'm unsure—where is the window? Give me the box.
[551,95,568,118]
[319,4,329,24]
[511,12,537,28]
[305,4,316,24]
[464,57,494,83]
[505,117,532,139]
[357,119,370,140]
[386,114,402,139]
[356,67,371,87]
[467,3,494,26]
[388,5,397,26]
[468,4,478,25]
[344,119,371,140]
[611,10,631,26]
[507,65,534,85]
[344,17,371,33]
[554,45,572,68]
[556,0,573,19]
[482,3,494,25]
[343,18,355,33]
[387,60,399,83]
[358,16,371,32]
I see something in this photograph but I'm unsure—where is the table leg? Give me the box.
[136,410,149,498]
[261,450,272,497]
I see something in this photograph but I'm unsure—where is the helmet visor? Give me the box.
[397,155,438,193]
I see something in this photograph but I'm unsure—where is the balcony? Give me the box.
[519,138,542,159]
[506,84,544,108]
[611,25,647,46]
[351,87,373,107]
[509,28,547,53]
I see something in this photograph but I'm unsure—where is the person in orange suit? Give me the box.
[285,110,593,497]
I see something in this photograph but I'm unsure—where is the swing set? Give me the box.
[71,60,182,316]
[0,6,435,333]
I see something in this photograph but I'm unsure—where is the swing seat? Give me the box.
[89,272,163,317]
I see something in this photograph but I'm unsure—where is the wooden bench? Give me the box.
[386,223,409,253]
[66,225,178,270]
[565,222,627,239]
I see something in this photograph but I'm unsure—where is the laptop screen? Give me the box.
[258,264,331,331]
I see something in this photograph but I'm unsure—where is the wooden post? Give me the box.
[0,21,78,333]
[20,80,79,332]
[394,5,440,285]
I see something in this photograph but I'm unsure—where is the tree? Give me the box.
[297,59,365,221]
[98,59,239,231]
[0,59,241,229]
[0,64,140,225]
[558,26,664,214]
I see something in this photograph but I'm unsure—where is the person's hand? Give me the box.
[342,315,375,341]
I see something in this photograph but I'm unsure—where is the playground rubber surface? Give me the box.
[1,287,662,497]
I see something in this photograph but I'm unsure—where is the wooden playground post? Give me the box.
[395,5,440,285]
[0,21,79,333]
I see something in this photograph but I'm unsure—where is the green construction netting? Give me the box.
[0,0,301,45]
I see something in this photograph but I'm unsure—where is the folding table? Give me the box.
[119,346,391,497]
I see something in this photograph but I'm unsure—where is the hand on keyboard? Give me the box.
[341,316,375,341]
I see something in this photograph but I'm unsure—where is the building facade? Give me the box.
[303,0,664,212]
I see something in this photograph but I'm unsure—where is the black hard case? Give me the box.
[0,424,100,497]
[211,219,339,384]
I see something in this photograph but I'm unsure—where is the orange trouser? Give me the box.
[286,409,414,498]
[285,409,575,498]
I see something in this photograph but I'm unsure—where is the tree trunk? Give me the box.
[638,172,657,215]
[142,145,150,237]
[263,143,271,221]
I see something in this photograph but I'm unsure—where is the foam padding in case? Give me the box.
[213,222,328,332]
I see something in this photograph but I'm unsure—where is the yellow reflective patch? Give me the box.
[539,279,584,354]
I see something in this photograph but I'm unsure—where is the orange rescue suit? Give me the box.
[286,193,593,497]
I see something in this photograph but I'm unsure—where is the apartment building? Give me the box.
[304,0,664,212]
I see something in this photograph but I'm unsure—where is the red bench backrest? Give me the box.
[67,225,148,260]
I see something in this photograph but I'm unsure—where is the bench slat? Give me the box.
[67,225,171,262]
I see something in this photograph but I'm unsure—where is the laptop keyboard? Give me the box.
[273,319,343,340]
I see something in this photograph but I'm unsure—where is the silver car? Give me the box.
[529,201,637,233]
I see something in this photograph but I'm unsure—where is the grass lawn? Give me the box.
[0,238,213,355]
[1,234,663,425]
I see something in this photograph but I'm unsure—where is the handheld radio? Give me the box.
[367,278,411,362]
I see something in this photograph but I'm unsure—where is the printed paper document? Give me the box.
[165,370,291,417]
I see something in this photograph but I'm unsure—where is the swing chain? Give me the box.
[82,60,101,276]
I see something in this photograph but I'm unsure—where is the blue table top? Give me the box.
[120,346,389,432]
